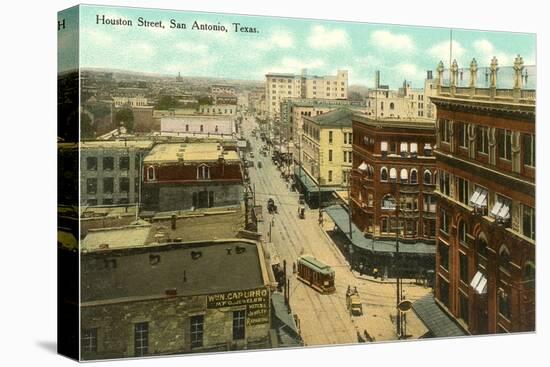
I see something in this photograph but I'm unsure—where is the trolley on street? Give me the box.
[296,255,335,294]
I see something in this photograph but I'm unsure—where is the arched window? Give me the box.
[200,124,204,132]
[433,170,438,185]
[400,168,408,183]
[498,245,511,273]
[147,166,156,181]
[423,170,431,184]
[390,102,395,110]
[410,169,418,184]
[380,167,388,181]
[197,164,210,180]
[389,168,397,181]
[476,234,488,259]
[382,194,396,210]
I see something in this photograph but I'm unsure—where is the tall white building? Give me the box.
[265,69,348,120]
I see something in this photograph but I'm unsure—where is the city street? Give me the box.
[241,114,430,346]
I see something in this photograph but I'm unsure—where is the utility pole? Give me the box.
[395,192,401,339]
[347,170,352,239]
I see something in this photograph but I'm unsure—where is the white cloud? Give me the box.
[263,57,325,74]
[428,40,465,64]
[473,39,515,66]
[128,42,155,58]
[395,62,420,78]
[370,30,415,53]
[82,28,114,46]
[175,42,209,54]
[254,30,294,51]
[307,25,350,49]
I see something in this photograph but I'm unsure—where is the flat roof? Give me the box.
[352,114,435,130]
[144,142,240,164]
[304,108,352,127]
[80,140,154,150]
[81,240,266,303]
[412,294,468,338]
[82,225,151,251]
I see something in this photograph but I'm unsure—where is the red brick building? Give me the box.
[431,57,535,334]
[142,142,244,212]
[346,114,437,277]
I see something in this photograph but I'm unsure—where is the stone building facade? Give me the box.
[80,140,154,207]
[80,240,273,360]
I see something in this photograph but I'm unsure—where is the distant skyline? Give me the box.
[60,5,536,89]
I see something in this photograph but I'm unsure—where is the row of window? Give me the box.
[378,193,436,213]
[182,124,220,132]
[438,172,535,240]
[378,167,436,185]
[81,311,247,355]
[146,165,211,181]
[440,120,536,168]
[86,198,130,206]
[86,177,131,194]
[86,155,140,171]
[200,108,233,114]
[380,141,432,157]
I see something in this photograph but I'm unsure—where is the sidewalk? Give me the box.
[318,218,429,287]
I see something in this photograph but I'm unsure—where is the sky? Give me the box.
[59,4,536,89]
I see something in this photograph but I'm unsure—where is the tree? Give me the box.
[115,108,134,132]
[155,95,179,110]
[81,112,95,139]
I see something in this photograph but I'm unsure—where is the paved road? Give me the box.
[241,114,430,346]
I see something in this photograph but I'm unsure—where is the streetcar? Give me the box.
[296,255,336,294]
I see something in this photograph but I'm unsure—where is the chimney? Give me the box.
[375,70,380,89]
[171,213,177,230]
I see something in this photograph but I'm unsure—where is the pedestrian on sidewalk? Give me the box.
[373,267,379,279]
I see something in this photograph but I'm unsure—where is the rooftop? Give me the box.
[81,206,245,252]
[352,114,435,130]
[81,240,266,303]
[143,142,240,164]
[304,108,352,127]
[80,140,154,150]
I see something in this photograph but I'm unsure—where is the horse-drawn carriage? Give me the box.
[267,198,278,214]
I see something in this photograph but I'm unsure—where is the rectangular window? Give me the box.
[329,131,333,144]
[423,195,436,213]
[134,322,149,356]
[119,156,129,170]
[459,292,469,324]
[86,157,97,171]
[440,209,449,233]
[328,170,333,182]
[440,119,450,143]
[233,310,246,340]
[523,133,535,167]
[86,178,97,195]
[498,129,512,160]
[460,252,468,284]
[328,149,333,162]
[103,177,114,194]
[103,156,114,171]
[119,177,130,193]
[190,315,204,348]
[439,243,449,270]
[439,171,451,196]
[439,277,449,307]
[457,177,470,205]
[458,122,469,148]
[522,204,535,240]
[490,194,512,222]
[81,328,97,353]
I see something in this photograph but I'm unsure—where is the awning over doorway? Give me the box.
[412,294,468,338]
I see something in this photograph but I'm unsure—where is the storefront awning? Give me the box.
[294,166,336,193]
[324,205,435,255]
[412,294,468,338]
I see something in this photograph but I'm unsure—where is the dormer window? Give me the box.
[147,166,156,181]
[197,164,210,180]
